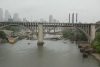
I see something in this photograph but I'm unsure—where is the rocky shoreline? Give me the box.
[78,41,100,61]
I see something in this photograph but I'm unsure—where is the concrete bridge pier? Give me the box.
[90,24,95,43]
[37,23,44,45]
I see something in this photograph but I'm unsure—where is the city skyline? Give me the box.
[0,8,59,22]
[0,0,100,23]
[0,8,22,22]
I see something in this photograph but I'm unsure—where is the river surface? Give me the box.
[0,39,99,67]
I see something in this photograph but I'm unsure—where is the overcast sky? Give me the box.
[0,0,100,23]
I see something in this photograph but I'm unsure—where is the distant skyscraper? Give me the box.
[49,15,53,23]
[76,13,78,22]
[13,13,19,21]
[18,18,22,22]
[5,10,10,21]
[23,18,28,22]
[53,19,56,23]
[69,13,70,23]
[72,13,74,23]
[0,8,3,21]
[57,20,59,23]
[23,18,26,22]
[8,15,13,22]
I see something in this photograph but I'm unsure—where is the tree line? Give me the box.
[62,29,88,41]
[91,32,100,53]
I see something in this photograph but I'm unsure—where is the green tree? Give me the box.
[96,21,100,23]
[76,29,88,41]
[92,32,100,53]
[62,30,71,38]
[0,31,6,39]
[95,32,100,41]
[3,26,20,32]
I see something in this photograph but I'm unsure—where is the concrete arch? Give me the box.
[76,27,90,42]
[45,26,91,42]
[0,24,36,37]
[95,26,100,32]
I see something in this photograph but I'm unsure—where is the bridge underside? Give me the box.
[0,22,100,43]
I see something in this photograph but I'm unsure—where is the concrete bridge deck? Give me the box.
[0,22,100,44]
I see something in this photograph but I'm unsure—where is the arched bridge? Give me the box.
[0,22,100,45]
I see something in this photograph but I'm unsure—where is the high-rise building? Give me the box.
[5,10,10,21]
[18,18,22,22]
[76,13,78,22]
[0,8,3,21]
[53,19,56,23]
[49,15,53,23]
[8,15,13,22]
[13,13,19,21]
[69,13,70,23]
[57,20,59,23]
[23,18,29,22]
[72,13,74,23]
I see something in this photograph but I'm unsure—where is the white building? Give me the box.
[13,13,19,21]
[5,10,10,21]
[49,15,53,23]
[53,19,56,23]
[40,18,47,23]
[23,18,29,22]
[0,8,3,21]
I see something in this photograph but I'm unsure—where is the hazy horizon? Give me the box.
[0,0,100,23]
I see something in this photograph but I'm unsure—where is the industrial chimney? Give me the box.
[72,13,74,23]
[69,13,70,23]
[76,13,78,22]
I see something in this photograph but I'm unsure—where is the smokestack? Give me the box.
[69,13,70,23]
[73,13,74,23]
[72,13,74,23]
[76,13,78,22]
[72,14,73,23]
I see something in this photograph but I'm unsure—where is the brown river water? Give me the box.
[0,39,99,67]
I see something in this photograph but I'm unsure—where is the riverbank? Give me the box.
[92,53,100,61]
[79,41,100,61]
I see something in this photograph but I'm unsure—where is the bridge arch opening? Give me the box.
[95,26,100,32]
[44,26,90,42]
[0,25,35,38]
[76,28,89,41]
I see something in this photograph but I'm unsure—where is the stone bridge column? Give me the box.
[37,23,44,45]
[90,24,95,43]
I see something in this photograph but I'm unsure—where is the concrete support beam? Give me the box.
[90,24,95,43]
[37,23,44,45]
